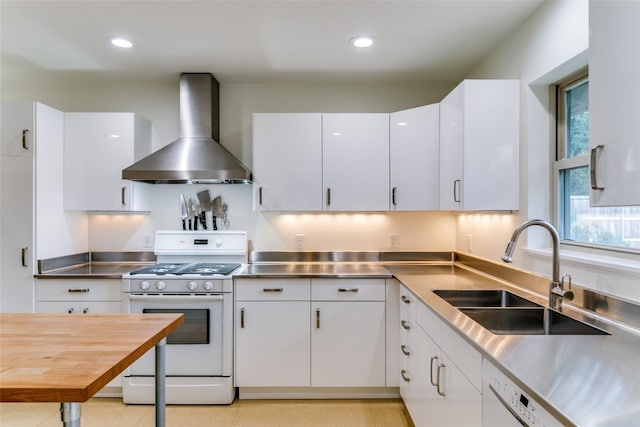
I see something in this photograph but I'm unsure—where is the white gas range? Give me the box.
[122,230,247,405]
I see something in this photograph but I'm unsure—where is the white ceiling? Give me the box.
[1,0,543,84]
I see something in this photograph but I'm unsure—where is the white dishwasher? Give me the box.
[482,359,565,427]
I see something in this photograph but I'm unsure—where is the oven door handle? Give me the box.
[127,294,224,302]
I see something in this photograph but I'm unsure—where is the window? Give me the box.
[555,74,640,251]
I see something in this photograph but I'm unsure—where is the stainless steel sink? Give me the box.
[433,289,542,308]
[460,308,610,335]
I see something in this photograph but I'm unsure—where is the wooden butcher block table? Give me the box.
[0,313,183,426]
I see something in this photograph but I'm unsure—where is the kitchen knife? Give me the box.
[180,193,188,230]
[187,197,194,230]
[197,189,211,229]
[212,196,222,231]
[193,200,201,230]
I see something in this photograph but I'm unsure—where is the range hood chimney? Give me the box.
[122,73,252,184]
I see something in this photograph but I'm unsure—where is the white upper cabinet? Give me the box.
[64,112,152,212]
[322,113,390,211]
[439,80,520,211]
[390,104,440,211]
[589,0,640,206]
[252,113,323,211]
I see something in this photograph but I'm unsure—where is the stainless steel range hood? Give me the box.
[122,73,252,184]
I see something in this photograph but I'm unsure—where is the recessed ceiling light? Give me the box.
[397,122,408,127]
[350,36,375,48]
[108,37,134,48]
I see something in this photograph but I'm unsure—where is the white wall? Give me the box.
[458,0,640,303]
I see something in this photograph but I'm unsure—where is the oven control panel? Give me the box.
[483,359,564,427]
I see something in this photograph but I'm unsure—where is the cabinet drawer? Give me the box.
[311,279,385,301]
[235,278,310,301]
[35,279,122,301]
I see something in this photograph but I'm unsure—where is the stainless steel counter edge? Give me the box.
[36,251,156,279]
[394,265,640,427]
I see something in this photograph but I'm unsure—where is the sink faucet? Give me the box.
[501,219,574,310]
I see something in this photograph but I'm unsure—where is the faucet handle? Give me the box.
[560,274,574,301]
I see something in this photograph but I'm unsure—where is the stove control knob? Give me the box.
[155,281,166,291]
[203,281,214,290]
[139,281,150,290]
[187,281,198,291]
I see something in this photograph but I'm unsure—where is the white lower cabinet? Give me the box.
[311,300,385,387]
[35,279,123,314]
[235,300,311,386]
[399,284,482,427]
[234,278,387,389]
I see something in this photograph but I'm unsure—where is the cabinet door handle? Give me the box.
[68,288,90,293]
[316,308,320,329]
[240,308,245,328]
[338,288,358,293]
[326,188,331,206]
[22,129,29,150]
[401,369,411,383]
[429,356,439,386]
[259,187,263,205]
[262,288,283,293]
[590,144,605,190]
[436,363,446,396]
[67,308,75,314]
[121,186,127,206]
[400,295,411,304]
[453,179,461,203]
[21,247,28,267]
[392,187,397,206]
[82,308,89,314]
[400,345,411,356]
[401,320,411,330]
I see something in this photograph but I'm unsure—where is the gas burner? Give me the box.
[129,263,188,275]
[178,263,241,276]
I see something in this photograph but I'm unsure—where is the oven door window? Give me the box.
[143,309,209,344]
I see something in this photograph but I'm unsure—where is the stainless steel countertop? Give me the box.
[235,263,393,278]
[392,264,640,427]
[35,262,152,279]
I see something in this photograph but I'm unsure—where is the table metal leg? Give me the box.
[60,402,81,427]
[155,337,166,427]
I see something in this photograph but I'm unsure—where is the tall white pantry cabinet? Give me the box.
[1,102,87,313]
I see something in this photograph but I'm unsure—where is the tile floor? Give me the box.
[0,398,414,426]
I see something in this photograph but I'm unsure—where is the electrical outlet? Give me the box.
[295,234,304,250]
[466,234,473,252]
[389,233,399,248]
[143,234,152,248]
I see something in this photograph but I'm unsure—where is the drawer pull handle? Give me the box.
[429,356,439,386]
[240,308,245,328]
[400,295,411,304]
[401,320,411,330]
[436,363,446,396]
[67,308,75,314]
[401,345,411,356]
[401,369,411,383]
[262,288,283,293]
[338,288,358,293]
[68,288,90,293]
[82,308,89,314]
